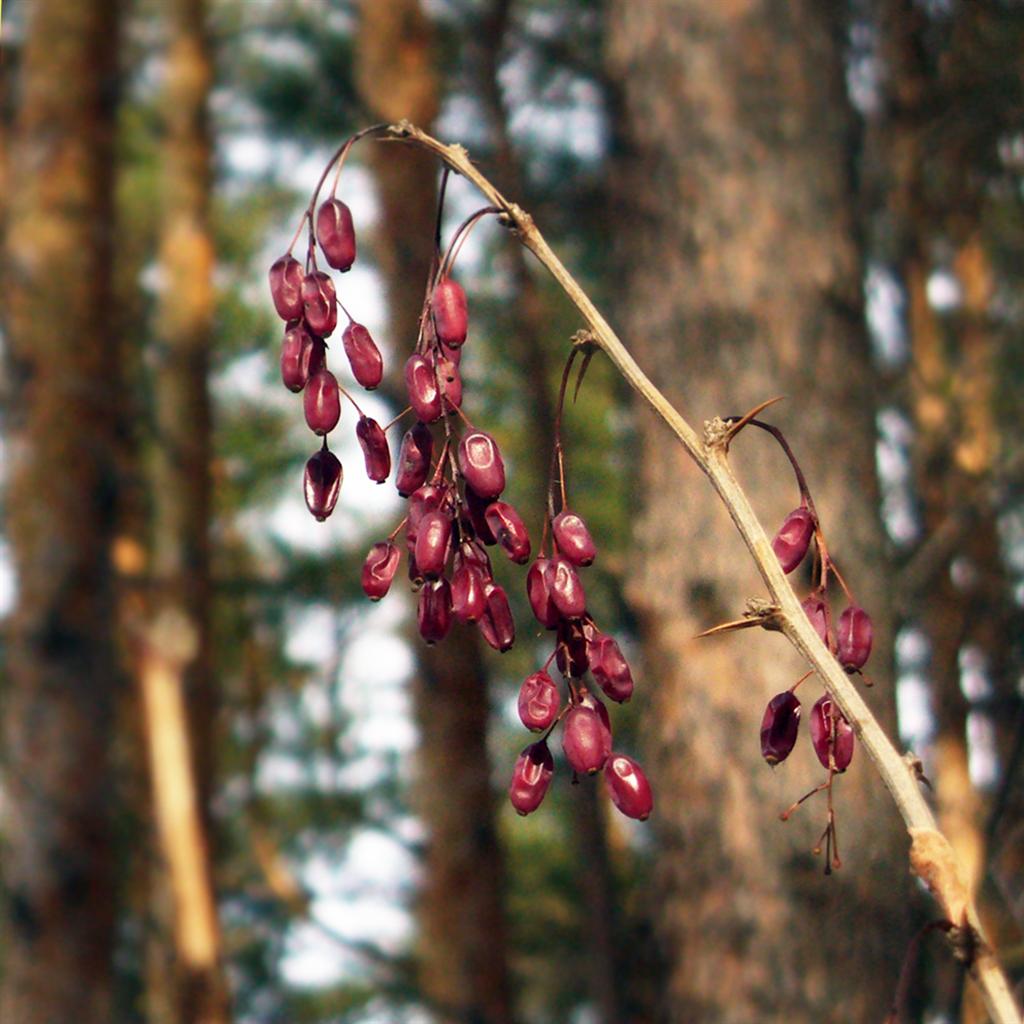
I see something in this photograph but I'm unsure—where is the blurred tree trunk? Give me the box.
[0,2,123,1022]
[606,3,908,1021]
[138,0,231,1021]
[356,3,516,1023]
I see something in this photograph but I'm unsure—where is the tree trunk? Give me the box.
[606,3,908,1020]
[356,3,516,1022]
[1,2,122,1022]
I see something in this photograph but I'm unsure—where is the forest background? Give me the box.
[1,0,1023,1022]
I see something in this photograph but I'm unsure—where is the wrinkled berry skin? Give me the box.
[588,633,634,703]
[432,276,469,348]
[269,254,304,320]
[418,578,452,644]
[478,583,515,652]
[604,753,654,821]
[509,741,554,816]
[280,322,315,392]
[458,431,506,500]
[760,691,801,765]
[433,353,462,410]
[546,557,586,619]
[485,501,531,564]
[809,695,854,772]
[304,369,341,435]
[361,541,400,600]
[342,322,383,390]
[415,510,452,580]
[405,353,443,423]
[772,506,815,574]
[527,558,559,629]
[837,605,873,671]
[301,270,338,337]
[802,594,829,645]
[316,198,356,272]
[303,449,342,521]
[355,416,390,483]
[450,557,487,623]
[552,510,597,567]
[518,670,560,732]
[395,422,433,497]
[562,703,612,775]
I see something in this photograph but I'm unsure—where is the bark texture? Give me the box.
[606,3,908,1020]
[1,2,122,1022]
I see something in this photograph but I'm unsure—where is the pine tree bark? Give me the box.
[606,3,908,1020]
[1,2,123,1022]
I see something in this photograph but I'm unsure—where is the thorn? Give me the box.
[723,395,786,449]
[572,349,595,403]
[694,617,763,639]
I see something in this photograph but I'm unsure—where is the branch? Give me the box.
[381,120,1021,1024]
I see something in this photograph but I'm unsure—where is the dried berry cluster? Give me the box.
[268,137,651,824]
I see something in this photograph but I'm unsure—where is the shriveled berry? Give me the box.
[304,369,341,435]
[477,582,515,652]
[552,510,597,567]
[809,695,854,772]
[269,254,304,321]
[509,741,554,816]
[301,270,338,337]
[361,541,400,600]
[517,670,560,732]
[588,633,633,703]
[418,578,452,644]
[280,322,315,392]
[395,422,433,497]
[556,619,589,678]
[355,416,390,483]
[760,691,801,765]
[458,431,505,499]
[485,501,531,564]
[303,448,342,521]
[837,605,873,671]
[414,509,452,581]
[450,558,487,623]
[802,593,829,645]
[404,353,443,423]
[342,322,383,390]
[772,506,815,574]
[546,557,586,619]
[316,197,356,272]
[604,753,653,821]
[432,276,468,348]
[562,703,612,775]
[527,558,559,629]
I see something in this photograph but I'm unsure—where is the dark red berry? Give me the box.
[836,605,873,671]
[450,557,487,623]
[404,353,443,423]
[395,422,433,497]
[772,506,815,574]
[517,670,561,732]
[269,254,304,320]
[527,558,559,629]
[301,270,338,337]
[342,322,383,390]
[414,509,452,580]
[760,691,801,765]
[809,695,854,772]
[303,448,342,521]
[458,431,505,500]
[556,619,589,678]
[588,632,633,703]
[432,276,468,348]
[485,501,531,564]
[407,484,446,535]
[802,593,829,645]
[477,582,515,652]
[552,510,597,567]
[361,541,400,600]
[464,486,497,544]
[562,702,612,775]
[316,198,356,272]
[280,322,315,392]
[509,741,554,816]
[604,753,653,821]
[355,416,390,483]
[458,539,493,578]
[546,557,586,619]
[304,369,341,435]
[418,578,452,644]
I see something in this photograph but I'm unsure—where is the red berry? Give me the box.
[303,448,342,521]
[485,500,531,564]
[361,541,400,601]
[414,509,452,581]
[772,506,815,574]
[316,197,356,272]
[280,322,316,392]
[355,416,390,483]
[458,431,505,499]
[395,422,433,497]
[562,702,612,775]
[760,691,801,765]
[301,270,338,336]
[404,353,443,423]
[432,351,463,411]
[509,741,554,816]
[464,486,497,545]
[604,753,653,821]
[418,578,452,644]
[432,276,468,348]
[552,510,597,567]
[588,632,633,703]
[802,593,829,645]
[450,557,488,623]
[556,619,589,678]
[269,254,304,321]
[517,670,560,732]
[303,369,341,435]
[477,582,515,652]
[809,695,854,772]
[546,557,586,619]
[526,558,559,629]
[341,322,383,390]
[836,605,873,671]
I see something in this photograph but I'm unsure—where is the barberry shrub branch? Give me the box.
[382,119,1020,1024]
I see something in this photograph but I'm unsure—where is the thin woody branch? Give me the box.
[383,119,1021,1024]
